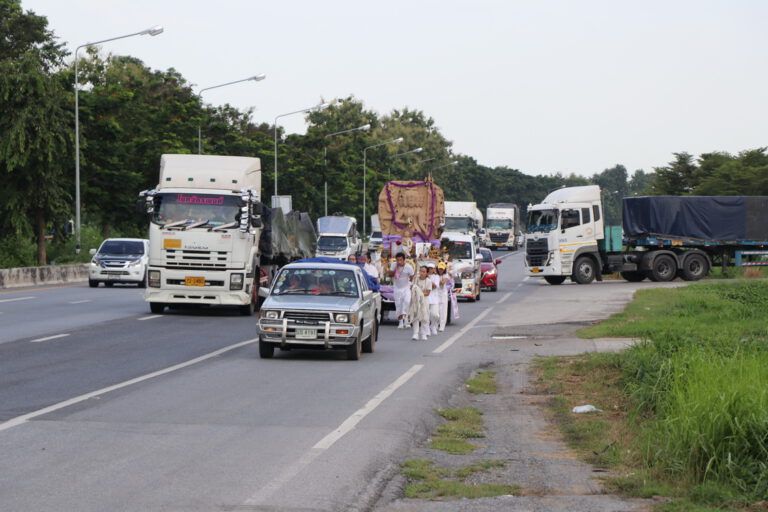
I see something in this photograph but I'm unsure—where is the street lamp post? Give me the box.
[323,123,370,216]
[431,161,459,172]
[74,25,164,254]
[388,147,423,180]
[197,74,266,154]
[273,101,330,202]
[363,137,403,236]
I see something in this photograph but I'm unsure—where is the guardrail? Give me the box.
[0,264,88,289]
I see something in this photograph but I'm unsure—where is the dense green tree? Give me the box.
[650,152,698,195]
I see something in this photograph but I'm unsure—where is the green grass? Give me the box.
[543,280,768,508]
[466,370,498,394]
[430,407,484,454]
[403,459,520,499]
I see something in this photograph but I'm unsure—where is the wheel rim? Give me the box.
[579,262,593,279]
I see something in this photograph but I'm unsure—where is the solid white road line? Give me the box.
[0,296,35,304]
[0,338,258,433]
[68,300,92,304]
[496,292,513,304]
[241,364,424,507]
[138,315,162,321]
[30,334,70,343]
[433,308,492,354]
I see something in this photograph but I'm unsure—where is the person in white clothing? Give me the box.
[426,263,441,335]
[411,265,434,340]
[359,252,379,280]
[389,252,414,328]
[436,261,450,331]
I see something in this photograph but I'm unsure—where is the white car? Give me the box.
[89,238,149,288]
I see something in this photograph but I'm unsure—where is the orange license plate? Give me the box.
[185,276,205,286]
[531,267,540,273]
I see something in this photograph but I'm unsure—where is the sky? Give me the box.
[22,0,768,177]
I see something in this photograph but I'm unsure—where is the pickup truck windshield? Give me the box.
[445,217,474,232]
[99,240,144,255]
[486,219,513,230]
[527,209,558,233]
[273,268,359,297]
[317,236,348,251]
[152,193,241,227]
[448,241,472,260]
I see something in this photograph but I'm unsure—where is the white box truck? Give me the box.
[139,154,265,315]
[444,201,483,242]
[485,203,519,250]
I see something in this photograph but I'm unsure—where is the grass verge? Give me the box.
[466,370,498,394]
[535,280,768,511]
[430,407,484,454]
[403,459,520,499]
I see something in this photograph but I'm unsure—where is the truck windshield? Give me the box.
[272,268,359,297]
[527,210,558,233]
[445,217,473,231]
[448,241,472,260]
[317,236,348,251]
[152,193,241,227]
[99,240,144,255]
[486,219,513,230]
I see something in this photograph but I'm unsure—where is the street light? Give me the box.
[388,147,423,180]
[431,161,459,171]
[363,137,403,236]
[273,101,331,201]
[323,123,370,216]
[198,73,266,154]
[74,25,164,254]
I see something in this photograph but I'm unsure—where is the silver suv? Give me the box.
[89,238,149,288]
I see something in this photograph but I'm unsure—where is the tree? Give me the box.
[0,0,72,265]
[650,152,698,195]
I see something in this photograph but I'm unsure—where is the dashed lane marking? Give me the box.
[433,308,493,354]
[0,296,35,304]
[68,300,92,304]
[0,337,258,433]
[496,292,513,304]
[30,333,70,343]
[138,315,162,321]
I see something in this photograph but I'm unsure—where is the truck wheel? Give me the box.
[346,329,362,360]
[446,300,452,325]
[620,271,645,282]
[572,257,597,284]
[88,279,99,288]
[258,337,274,359]
[649,255,677,282]
[362,319,377,353]
[544,276,566,285]
[239,286,258,316]
[680,253,709,281]
[137,272,147,288]
[149,302,165,314]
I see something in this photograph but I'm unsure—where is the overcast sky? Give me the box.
[22,0,768,177]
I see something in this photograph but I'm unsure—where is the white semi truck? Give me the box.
[140,154,265,315]
[485,203,519,250]
[444,201,483,241]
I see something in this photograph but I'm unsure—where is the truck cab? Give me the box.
[485,203,519,250]
[524,185,604,284]
[315,216,361,260]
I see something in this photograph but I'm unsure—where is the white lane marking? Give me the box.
[0,296,35,304]
[0,338,258,433]
[241,364,424,507]
[138,315,162,321]
[496,292,512,304]
[433,308,493,354]
[30,333,70,343]
[68,300,92,304]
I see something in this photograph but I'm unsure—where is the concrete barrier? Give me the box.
[0,264,89,289]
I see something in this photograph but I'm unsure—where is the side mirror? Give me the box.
[258,287,270,298]
[135,199,145,214]
[89,248,97,256]
[474,254,483,262]
[495,259,502,265]
[251,215,263,228]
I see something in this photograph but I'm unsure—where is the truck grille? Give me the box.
[526,238,549,266]
[489,232,510,243]
[164,249,228,270]
[283,311,332,322]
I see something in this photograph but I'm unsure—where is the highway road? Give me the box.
[0,250,636,511]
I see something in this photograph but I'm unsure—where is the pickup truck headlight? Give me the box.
[230,273,244,290]
[461,271,473,279]
[127,260,141,267]
[334,313,349,323]
[263,310,280,320]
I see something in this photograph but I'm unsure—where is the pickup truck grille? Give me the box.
[164,249,228,270]
[283,311,332,322]
[489,232,510,243]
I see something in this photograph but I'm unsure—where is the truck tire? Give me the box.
[346,329,362,360]
[88,279,99,288]
[239,283,259,316]
[137,272,147,288]
[446,299,452,325]
[362,319,377,353]
[258,337,274,359]
[649,254,677,282]
[620,271,645,282]
[149,302,165,314]
[545,276,566,285]
[572,256,597,284]
[680,253,709,281]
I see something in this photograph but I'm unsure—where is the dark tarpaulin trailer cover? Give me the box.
[623,196,768,242]
[259,207,317,263]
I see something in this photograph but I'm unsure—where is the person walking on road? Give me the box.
[389,252,414,329]
[410,265,433,340]
[426,263,441,335]
[436,261,451,331]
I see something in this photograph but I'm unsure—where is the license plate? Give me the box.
[295,328,316,339]
[185,276,205,286]
[531,267,540,273]
[496,242,503,246]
